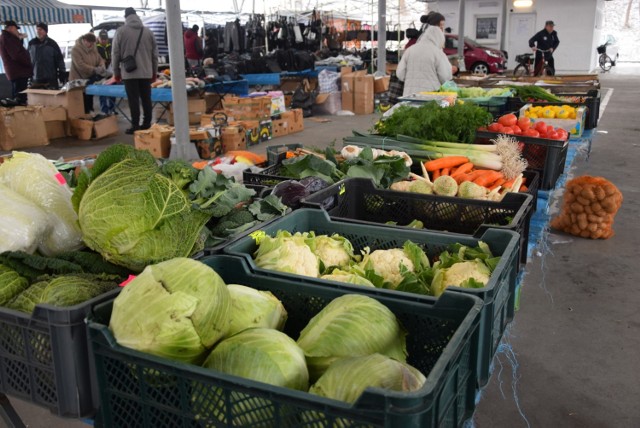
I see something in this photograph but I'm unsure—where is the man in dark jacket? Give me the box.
[28,22,66,89]
[529,20,560,76]
[0,20,32,103]
[112,7,158,134]
[96,30,116,115]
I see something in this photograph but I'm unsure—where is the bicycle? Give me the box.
[513,49,554,77]
[597,43,613,72]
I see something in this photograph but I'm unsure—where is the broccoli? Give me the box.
[160,160,198,191]
[208,208,256,237]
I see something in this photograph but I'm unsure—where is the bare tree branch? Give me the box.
[624,0,633,28]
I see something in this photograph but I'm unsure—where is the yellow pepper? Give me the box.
[556,109,570,119]
[542,108,556,119]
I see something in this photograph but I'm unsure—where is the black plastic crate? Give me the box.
[224,209,520,387]
[0,289,120,417]
[466,97,510,120]
[243,164,290,187]
[266,143,304,166]
[301,178,533,267]
[89,256,482,428]
[476,131,568,190]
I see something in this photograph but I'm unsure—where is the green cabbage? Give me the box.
[78,156,211,272]
[0,184,51,254]
[227,284,287,336]
[0,265,29,306]
[198,328,308,427]
[297,294,407,381]
[320,268,375,287]
[253,231,319,278]
[109,258,231,364]
[309,353,426,404]
[0,153,83,256]
[8,274,118,313]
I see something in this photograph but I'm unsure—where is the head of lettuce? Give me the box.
[73,145,255,272]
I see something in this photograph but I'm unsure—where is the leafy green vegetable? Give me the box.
[189,168,256,217]
[280,154,344,184]
[8,274,119,313]
[77,155,211,272]
[297,294,407,382]
[320,268,375,287]
[339,147,410,188]
[0,251,131,281]
[0,265,29,306]
[309,353,426,404]
[247,195,288,221]
[227,284,287,336]
[508,85,564,102]
[0,152,84,256]
[109,258,231,364]
[374,101,493,144]
[160,160,199,191]
[208,209,256,238]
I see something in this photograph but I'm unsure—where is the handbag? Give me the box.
[388,72,404,104]
[121,29,144,73]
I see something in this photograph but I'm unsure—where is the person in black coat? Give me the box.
[529,20,560,75]
[28,22,66,89]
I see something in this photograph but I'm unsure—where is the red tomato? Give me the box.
[523,129,540,138]
[498,114,518,127]
[535,121,548,133]
[547,131,560,140]
[488,122,502,132]
[512,125,522,134]
[478,126,488,131]
[556,129,569,140]
[517,117,531,130]
[501,127,515,135]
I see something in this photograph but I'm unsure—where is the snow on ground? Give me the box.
[604,0,640,62]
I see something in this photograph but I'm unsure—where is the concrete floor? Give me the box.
[2,64,639,427]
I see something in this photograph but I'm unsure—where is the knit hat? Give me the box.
[99,30,108,39]
[4,20,20,29]
[36,22,48,33]
[124,7,137,18]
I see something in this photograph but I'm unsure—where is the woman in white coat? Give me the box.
[396,25,452,97]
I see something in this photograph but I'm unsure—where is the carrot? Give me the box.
[450,166,458,175]
[521,177,527,185]
[451,162,474,178]
[441,167,451,176]
[519,185,528,192]
[432,169,441,180]
[464,169,493,182]
[474,171,504,187]
[285,151,296,159]
[489,178,507,191]
[502,178,516,189]
[423,156,469,172]
[225,150,267,165]
[192,161,209,170]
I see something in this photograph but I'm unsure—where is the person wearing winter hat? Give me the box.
[112,7,158,134]
[96,29,116,115]
[28,22,66,89]
[0,20,32,103]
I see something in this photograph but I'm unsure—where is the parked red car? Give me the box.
[444,35,507,74]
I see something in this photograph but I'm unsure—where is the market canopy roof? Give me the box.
[0,0,92,25]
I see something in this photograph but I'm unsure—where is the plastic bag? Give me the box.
[0,184,52,254]
[550,176,623,239]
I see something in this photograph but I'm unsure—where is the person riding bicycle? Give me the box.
[529,20,559,76]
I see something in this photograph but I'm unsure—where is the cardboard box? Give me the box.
[191,129,223,159]
[519,104,587,139]
[374,76,391,93]
[23,88,84,119]
[45,121,68,140]
[386,63,398,74]
[168,99,205,125]
[290,108,304,133]
[134,124,174,158]
[221,126,247,151]
[38,106,69,139]
[70,115,119,140]
[222,96,271,121]
[204,93,224,112]
[0,106,49,150]
[272,119,290,138]
[340,66,353,76]
[342,71,374,115]
[39,106,67,122]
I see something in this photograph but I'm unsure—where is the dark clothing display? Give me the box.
[124,78,152,131]
[28,36,66,89]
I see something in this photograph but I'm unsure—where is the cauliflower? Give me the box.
[254,231,320,278]
[431,260,491,296]
[360,248,414,287]
[321,269,375,287]
[308,234,355,271]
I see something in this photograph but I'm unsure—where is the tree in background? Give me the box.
[623,0,639,28]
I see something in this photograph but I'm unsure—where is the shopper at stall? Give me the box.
[70,32,105,113]
[28,22,66,89]
[184,24,203,68]
[96,30,116,115]
[529,20,559,76]
[112,7,158,134]
[0,20,32,104]
[396,25,452,96]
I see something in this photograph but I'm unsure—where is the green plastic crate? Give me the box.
[223,209,519,387]
[88,255,482,428]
